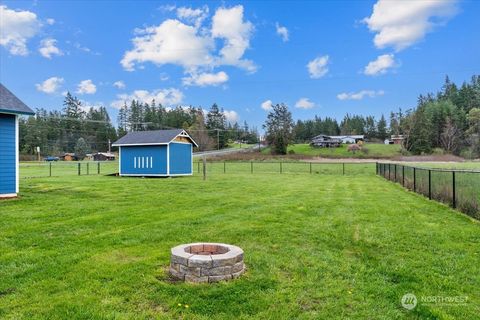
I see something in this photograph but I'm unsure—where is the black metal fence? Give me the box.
[377,163,480,220]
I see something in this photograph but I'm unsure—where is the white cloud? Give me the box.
[39,38,63,59]
[275,23,289,42]
[307,55,329,79]
[176,6,209,28]
[0,5,40,55]
[110,88,184,109]
[182,71,228,87]
[212,5,255,72]
[122,5,255,77]
[295,98,315,109]
[121,19,214,71]
[364,54,396,76]
[46,18,55,25]
[76,80,97,95]
[158,4,176,12]
[363,0,458,51]
[261,100,273,111]
[223,110,239,123]
[35,77,64,94]
[113,81,126,89]
[337,90,385,100]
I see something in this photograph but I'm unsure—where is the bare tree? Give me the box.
[440,117,460,153]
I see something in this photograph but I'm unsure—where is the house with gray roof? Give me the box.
[0,84,35,198]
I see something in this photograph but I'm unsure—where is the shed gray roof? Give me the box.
[0,84,35,115]
[112,129,198,147]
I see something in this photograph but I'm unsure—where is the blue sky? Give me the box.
[1,0,479,129]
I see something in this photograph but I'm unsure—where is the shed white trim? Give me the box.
[167,143,170,175]
[118,173,193,177]
[15,115,19,194]
[119,147,122,175]
[0,193,17,198]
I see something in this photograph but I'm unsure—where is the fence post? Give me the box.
[198,161,200,174]
[452,171,456,208]
[402,165,405,186]
[280,161,282,174]
[224,161,226,174]
[78,163,81,176]
[49,162,52,177]
[394,164,397,181]
[98,162,100,174]
[376,162,378,175]
[251,161,253,174]
[202,157,206,180]
[310,162,312,174]
[388,164,391,180]
[413,167,416,192]
[428,169,432,200]
[87,162,89,175]
[342,163,345,175]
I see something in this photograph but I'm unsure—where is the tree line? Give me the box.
[19,93,259,157]
[293,113,389,142]
[265,75,480,157]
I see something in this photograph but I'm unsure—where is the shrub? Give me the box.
[347,144,361,154]
[288,149,296,155]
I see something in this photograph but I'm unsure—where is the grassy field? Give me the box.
[1,172,479,319]
[378,163,480,219]
[262,143,402,158]
[409,162,480,170]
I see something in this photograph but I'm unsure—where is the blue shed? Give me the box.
[112,129,198,177]
[0,84,35,198]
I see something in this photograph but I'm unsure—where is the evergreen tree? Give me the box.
[206,103,227,149]
[74,137,89,160]
[263,103,294,154]
[377,114,388,140]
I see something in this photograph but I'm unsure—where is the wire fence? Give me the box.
[20,161,118,178]
[20,160,376,178]
[377,163,480,220]
[194,160,375,175]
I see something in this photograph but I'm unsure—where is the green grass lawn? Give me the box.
[262,143,403,158]
[227,143,255,149]
[1,172,479,319]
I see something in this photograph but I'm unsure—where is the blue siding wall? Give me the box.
[120,145,167,175]
[169,142,192,175]
[0,113,16,194]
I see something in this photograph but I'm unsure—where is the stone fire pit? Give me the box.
[169,243,245,283]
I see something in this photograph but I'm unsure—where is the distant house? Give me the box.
[112,129,198,177]
[390,135,405,145]
[329,135,365,144]
[0,84,35,198]
[310,135,342,148]
[60,153,78,161]
[92,152,116,161]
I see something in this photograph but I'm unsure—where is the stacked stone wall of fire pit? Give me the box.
[170,243,245,283]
